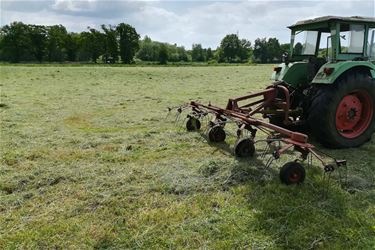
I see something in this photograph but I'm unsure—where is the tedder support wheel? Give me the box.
[307,72,375,148]
[208,126,226,143]
[279,162,306,185]
[234,137,255,158]
[186,117,201,131]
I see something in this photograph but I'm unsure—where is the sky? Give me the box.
[1,0,374,48]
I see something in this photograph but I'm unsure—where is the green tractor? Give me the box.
[173,16,374,183]
[270,16,375,148]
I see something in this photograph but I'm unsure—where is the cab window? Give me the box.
[340,24,365,53]
[368,28,375,59]
[293,31,318,55]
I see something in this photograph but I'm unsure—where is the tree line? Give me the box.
[0,21,289,64]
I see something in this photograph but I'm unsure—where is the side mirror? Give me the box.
[282,52,289,66]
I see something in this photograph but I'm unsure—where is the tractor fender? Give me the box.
[271,62,309,88]
[312,61,375,84]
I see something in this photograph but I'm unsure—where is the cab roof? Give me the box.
[288,16,375,30]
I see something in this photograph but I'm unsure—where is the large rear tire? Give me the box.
[307,72,375,148]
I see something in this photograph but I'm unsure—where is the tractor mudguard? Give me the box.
[312,61,375,84]
[271,62,309,88]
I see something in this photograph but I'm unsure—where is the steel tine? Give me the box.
[178,117,188,132]
[174,111,181,123]
[338,166,343,187]
[307,153,313,168]
[322,171,328,198]
[322,171,332,199]
[265,155,274,169]
[165,110,171,120]
[261,143,270,159]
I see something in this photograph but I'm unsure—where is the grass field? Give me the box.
[1,65,374,249]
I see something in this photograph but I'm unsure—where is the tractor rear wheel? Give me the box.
[307,72,375,148]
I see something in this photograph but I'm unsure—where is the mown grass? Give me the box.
[0,65,374,249]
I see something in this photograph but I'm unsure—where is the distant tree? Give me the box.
[116,23,140,64]
[136,36,161,61]
[253,38,268,63]
[143,35,152,43]
[168,44,180,62]
[239,39,252,61]
[206,47,213,61]
[177,46,188,62]
[267,38,282,62]
[0,22,31,62]
[101,24,118,63]
[158,43,168,64]
[79,28,105,63]
[191,44,205,62]
[28,25,47,62]
[213,48,222,62]
[46,25,68,62]
[219,34,241,62]
[65,33,79,61]
[137,37,188,63]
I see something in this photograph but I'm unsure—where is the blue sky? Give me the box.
[1,0,374,48]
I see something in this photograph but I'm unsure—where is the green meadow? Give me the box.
[0,65,374,249]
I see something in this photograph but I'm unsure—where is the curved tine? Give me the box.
[177,117,188,132]
[165,109,171,120]
[176,107,191,124]
[217,119,228,127]
[338,166,343,187]
[237,129,247,139]
[204,115,211,132]
[264,155,275,169]
[322,171,332,198]
[337,165,349,188]
[326,171,333,193]
[344,164,348,187]
[245,130,252,138]
[202,115,209,133]
[176,114,185,127]
[307,153,312,167]
[174,111,182,123]
[224,128,236,137]
[173,109,182,121]
[321,172,327,198]
[261,143,270,159]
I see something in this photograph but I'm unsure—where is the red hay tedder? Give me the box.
[171,82,347,185]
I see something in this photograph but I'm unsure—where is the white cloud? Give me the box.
[1,0,374,48]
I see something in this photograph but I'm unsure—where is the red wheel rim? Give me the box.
[335,90,373,139]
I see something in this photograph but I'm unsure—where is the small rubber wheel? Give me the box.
[234,138,255,158]
[186,117,201,131]
[279,162,306,185]
[207,126,226,142]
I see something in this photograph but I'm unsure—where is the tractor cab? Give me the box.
[272,16,375,88]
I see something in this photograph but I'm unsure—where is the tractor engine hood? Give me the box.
[271,62,310,88]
